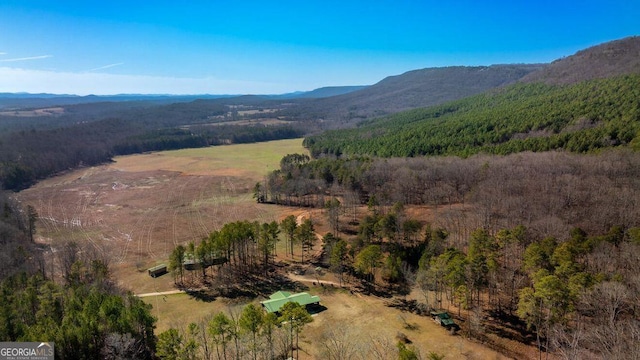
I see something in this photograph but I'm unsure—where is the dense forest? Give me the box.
[264,150,640,241]
[304,74,640,158]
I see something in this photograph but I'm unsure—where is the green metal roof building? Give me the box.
[260,291,321,313]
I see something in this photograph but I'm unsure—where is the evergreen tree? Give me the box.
[208,312,232,360]
[239,304,264,360]
[280,215,297,257]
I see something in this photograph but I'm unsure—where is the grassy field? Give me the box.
[17,139,307,293]
[111,138,306,177]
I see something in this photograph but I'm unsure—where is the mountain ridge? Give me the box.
[282,64,544,127]
[304,37,640,157]
[521,36,640,84]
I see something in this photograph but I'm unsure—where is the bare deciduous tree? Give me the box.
[319,327,363,360]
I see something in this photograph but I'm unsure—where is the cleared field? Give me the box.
[0,106,65,117]
[17,139,307,293]
[112,138,305,177]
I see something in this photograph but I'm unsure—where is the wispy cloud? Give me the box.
[0,55,53,62]
[85,62,124,72]
[0,52,6,56]
[0,67,292,95]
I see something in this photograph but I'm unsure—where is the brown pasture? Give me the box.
[0,106,65,117]
[17,139,307,293]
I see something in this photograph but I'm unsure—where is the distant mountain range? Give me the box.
[273,86,368,99]
[0,64,542,118]
[282,64,544,127]
[0,86,368,110]
[0,93,233,109]
[3,36,639,122]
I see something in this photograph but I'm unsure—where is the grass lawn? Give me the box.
[145,287,510,360]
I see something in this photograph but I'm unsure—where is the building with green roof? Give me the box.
[260,291,321,314]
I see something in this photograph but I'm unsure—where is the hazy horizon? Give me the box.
[1,1,638,96]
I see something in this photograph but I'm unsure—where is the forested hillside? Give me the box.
[258,37,640,359]
[521,36,640,85]
[304,74,640,157]
[280,64,543,127]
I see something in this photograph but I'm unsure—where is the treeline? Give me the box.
[164,212,640,358]
[167,218,317,289]
[304,74,640,158]
[113,125,303,155]
[0,194,157,359]
[413,224,640,359]
[0,271,156,359]
[0,192,43,279]
[0,115,304,191]
[263,150,640,242]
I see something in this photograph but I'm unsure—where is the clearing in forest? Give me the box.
[16,138,307,293]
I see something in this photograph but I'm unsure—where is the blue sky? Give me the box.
[0,0,638,95]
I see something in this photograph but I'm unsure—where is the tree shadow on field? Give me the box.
[236,272,309,298]
[205,271,309,300]
[305,303,327,315]
[186,289,217,302]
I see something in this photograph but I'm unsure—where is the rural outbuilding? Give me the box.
[260,291,321,314]
[431,310,460,333]
[183,258,199,271]
[147,264,168,277]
